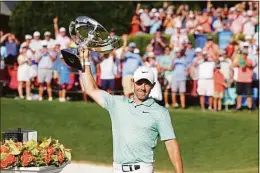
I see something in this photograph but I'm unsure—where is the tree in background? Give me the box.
[9,1,136,38]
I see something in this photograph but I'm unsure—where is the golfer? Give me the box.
[79,49,183,173]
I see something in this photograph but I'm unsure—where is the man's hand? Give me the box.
[79,48,90,66]
[53,16,58,24]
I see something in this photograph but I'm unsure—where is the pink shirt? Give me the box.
[237,58,253,83]
[230,15,246,34]
[56,34,71,50]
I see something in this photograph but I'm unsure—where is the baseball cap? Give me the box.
[133,66,155,84]
[128,42,136,48]
[33,31,40,37]
[147,52,155,57]
[243,42,249,47]
[59,27,66,32]
[25,34,32,40]
[151,8,157,13]
[195,47,202,53]
[207,36,213,40]
[245,35,252,40]
[44,31,51,36]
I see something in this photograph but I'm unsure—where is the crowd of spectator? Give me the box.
[0,1,259,112]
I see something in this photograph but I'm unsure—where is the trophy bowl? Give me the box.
[61,16,121,70]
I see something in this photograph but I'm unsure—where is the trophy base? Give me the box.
[61,49,83,71]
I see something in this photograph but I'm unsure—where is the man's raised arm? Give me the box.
[79,48,105,107]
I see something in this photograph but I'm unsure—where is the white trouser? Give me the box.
[113,162,154,173]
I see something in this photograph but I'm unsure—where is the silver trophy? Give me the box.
[61,16,121,71]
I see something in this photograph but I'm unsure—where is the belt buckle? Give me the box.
[122,165,131,172]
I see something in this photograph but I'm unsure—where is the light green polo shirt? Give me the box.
[156,55,174,76]
[102,91,176,164]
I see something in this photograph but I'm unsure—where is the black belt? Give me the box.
[122,164,141,172]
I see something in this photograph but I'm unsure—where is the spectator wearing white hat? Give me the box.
[144,52,162,101]
[35,41,56,101]
[242,10,257,37]
[163,14,174,35]
[149,13,162,34]
[170,25,188,50]
[189,47,203,97]
[195,52,215,111]
[140,6,152,33]
[43,31,55,49]
[203,36,220,61]
[98,51,117,94]
[19,34,32,53]
[230,8,247,36]
[120,35,143,98]
[157,46,173,107]
[53,16,71,50]
[233,49,254,111]
[17,45,32,100]
[185,13,197,34]
[164,47,187,109]
[30,31,42,53]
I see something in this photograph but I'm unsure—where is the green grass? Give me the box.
[1,98,258,173]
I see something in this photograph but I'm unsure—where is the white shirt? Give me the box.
[219,58,233,80]
[197,60,215,79]
[140,13,151,27]
[170,33,188,49]
[100,55,116,80]
[43,39,56,49]
[30,39,42,52]
[243,17,257,36]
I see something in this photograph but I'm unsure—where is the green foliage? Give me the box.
[1,98,258,173]
[9,1,135,38]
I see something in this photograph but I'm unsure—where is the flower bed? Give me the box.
[0,138,71,170]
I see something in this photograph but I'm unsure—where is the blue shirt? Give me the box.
[185,48,195,67]
[122,51,143,76]
[57,62,70,84]
[0,46,7,59]
[172,57,187,81]
[5,41,18,57]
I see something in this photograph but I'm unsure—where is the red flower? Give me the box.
[46,147,56,155]
[0,145,9,153]
[21,150,34,166]
[0,160,8,168]
[57,151,64,164]
[44,155,52,164]
[5,154,16,165]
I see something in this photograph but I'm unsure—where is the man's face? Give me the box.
[60,31,66,37]
[164,48,171,55]
[155,31,161,38]
[45,35,50,40]
[34,36,40,40]
[133,79,154,101]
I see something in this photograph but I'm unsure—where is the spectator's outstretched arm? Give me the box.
[53,16,59,38]
[135,3,141,15]
[0,33,11,44]
[120,34,128,60]
[79,48,105,107]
